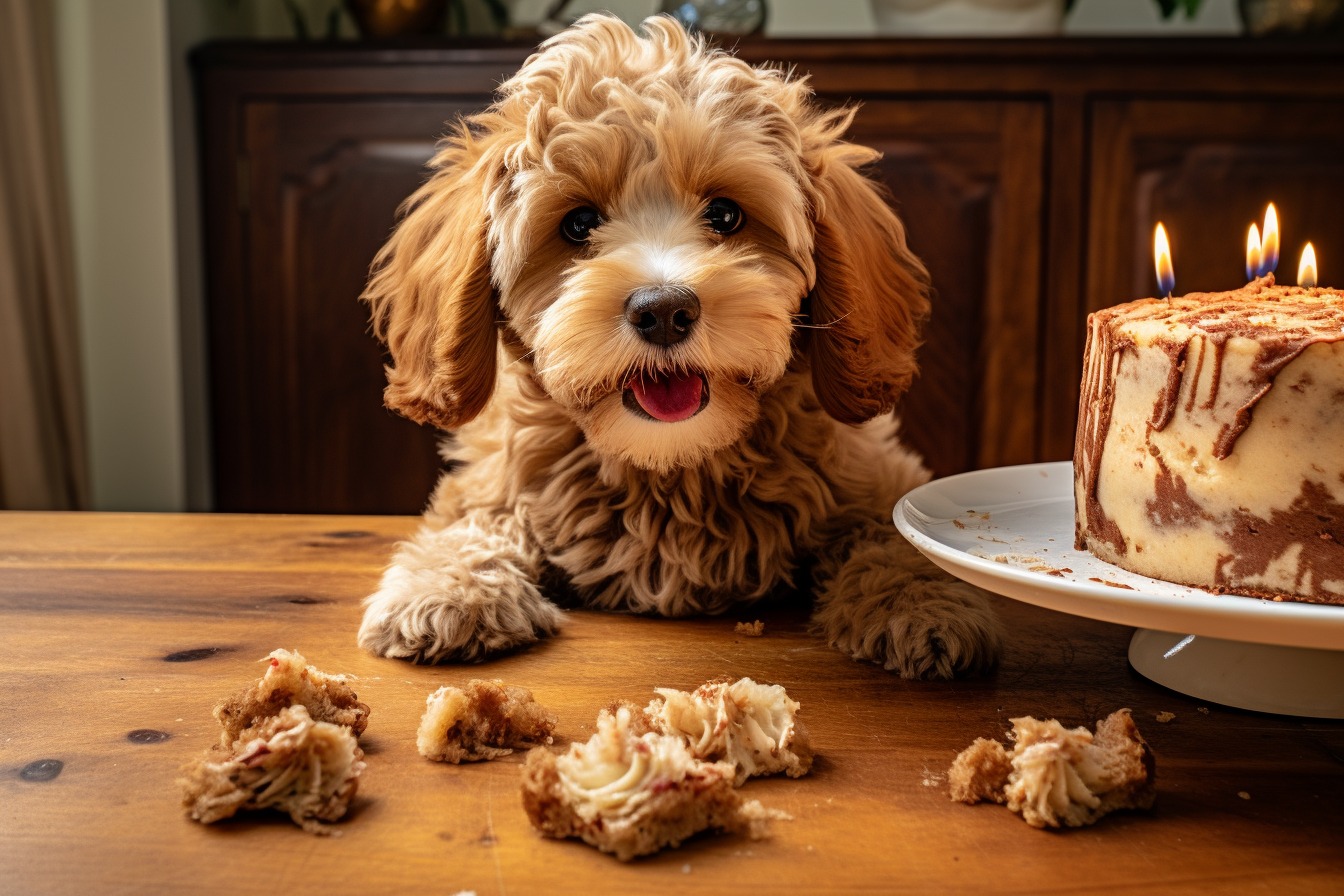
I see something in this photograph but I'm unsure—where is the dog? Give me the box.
[356,14,1001,679]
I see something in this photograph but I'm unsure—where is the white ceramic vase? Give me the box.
[870,0,1066,35]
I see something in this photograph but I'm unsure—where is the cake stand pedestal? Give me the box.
[1128,630,1344,718]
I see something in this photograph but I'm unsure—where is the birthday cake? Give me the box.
[1074,274,1344,604]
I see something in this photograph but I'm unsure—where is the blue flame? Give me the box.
[1258,241,1279,277]
[1157,265,1175,297]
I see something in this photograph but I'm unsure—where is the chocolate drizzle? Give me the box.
[1151,341,1187,431]
[1074,320,1128,555]
[1126,275,1342,457]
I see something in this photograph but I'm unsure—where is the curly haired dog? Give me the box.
[356,14,1001,679]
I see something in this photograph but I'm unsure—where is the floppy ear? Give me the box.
[804,137,931,425]
[364,126,500,430]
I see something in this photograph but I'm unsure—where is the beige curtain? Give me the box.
[0,0,89,509]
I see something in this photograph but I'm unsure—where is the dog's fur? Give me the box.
[356,15,1001,679]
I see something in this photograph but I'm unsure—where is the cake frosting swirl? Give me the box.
[1074,274,1344,603]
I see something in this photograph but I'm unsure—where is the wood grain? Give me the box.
[1,512,1342,894]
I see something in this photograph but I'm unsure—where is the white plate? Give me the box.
[893,461,1344,652]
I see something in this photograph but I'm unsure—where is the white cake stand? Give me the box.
[893,462,1344,718]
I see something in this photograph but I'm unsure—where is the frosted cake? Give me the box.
[1074,274,1343,603]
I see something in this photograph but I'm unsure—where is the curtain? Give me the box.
[0,0,89,509]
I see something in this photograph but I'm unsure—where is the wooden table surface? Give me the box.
[2,511,1342,894]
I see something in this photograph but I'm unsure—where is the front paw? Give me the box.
[816,574,1001,680]
[358,556,563,664]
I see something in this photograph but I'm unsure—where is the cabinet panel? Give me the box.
[212,100,476,513]
[840,99,1047,476]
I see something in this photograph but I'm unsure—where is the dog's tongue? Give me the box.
[629,370,703,422]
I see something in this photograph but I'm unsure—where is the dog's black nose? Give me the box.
[625,285,700,346]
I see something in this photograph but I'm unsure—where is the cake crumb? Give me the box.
[1155,711,1176,723]
[949,709,1156,829]
[642,677,813,784]
[213,649,369,748]
[417,679,556,763]
[521,706,786,861]
[921,767,946,788]
[180,705,364,834]
[1088,577,1137,590]
[735,620,765,637]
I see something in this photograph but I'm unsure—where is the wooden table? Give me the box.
[2,512,1342,893]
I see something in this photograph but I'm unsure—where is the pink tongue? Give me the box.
[629,371,703,422]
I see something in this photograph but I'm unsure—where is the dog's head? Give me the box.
[366,14,930,472]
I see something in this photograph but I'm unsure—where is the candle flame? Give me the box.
[1154,222,1174,297]
[1246,223,1261,283]
[1259,202,1280,276]
[1298,242,1317,289]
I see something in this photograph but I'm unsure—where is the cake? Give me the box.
[949,709,1156,829]
[180,704,366,834]
[417,679,557,763]
[520,705,785,860]
[1074,274,1344,603]
[638,677,813,785]
[213,649,370,747]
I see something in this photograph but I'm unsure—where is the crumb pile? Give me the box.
[417,679,557,763]
[519,677,809,860]
[180,649,369,834]
[949,709,1156,828]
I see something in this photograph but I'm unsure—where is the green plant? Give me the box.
[1153,0,1203,17]
[1065,0,1204,18]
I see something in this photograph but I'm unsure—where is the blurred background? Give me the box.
[1,0,1330,513]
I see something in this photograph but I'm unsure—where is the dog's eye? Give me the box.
[704,198,744,235]
[560,207,603,244]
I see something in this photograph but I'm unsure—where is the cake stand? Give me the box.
[893,461,1344,718]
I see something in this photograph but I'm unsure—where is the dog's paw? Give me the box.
[357,536,563,663]
[814,542,1002,679]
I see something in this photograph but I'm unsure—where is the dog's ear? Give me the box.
[364,125,501,430]
[804,131,931,426]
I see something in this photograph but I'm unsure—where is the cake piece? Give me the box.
[1074,274,1343,603]
[520,705,784,861]
[214,649,370,747]
[947,737,1012,806]
[642,677,813,785]
[950,709,1156,829]
[417,679,557,763]
[181,705,366,835]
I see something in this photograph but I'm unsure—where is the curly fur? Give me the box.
[357,14,1001,678]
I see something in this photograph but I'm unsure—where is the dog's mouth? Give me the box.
[622,369,709,423]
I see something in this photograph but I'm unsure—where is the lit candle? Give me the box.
[1258,202,1280,276]
[1246,223,1262,282]
[1154,222,1174,298]
[1298,242,1317,288]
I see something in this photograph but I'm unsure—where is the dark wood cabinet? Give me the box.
[193,37,1344,513]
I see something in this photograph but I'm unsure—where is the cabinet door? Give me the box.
[1089,98,1344,315]
[837,99,1048,476]
[211,100,476,514]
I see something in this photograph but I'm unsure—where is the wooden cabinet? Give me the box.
[193,38,1344,513]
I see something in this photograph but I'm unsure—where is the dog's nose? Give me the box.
[625,285,700,346]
